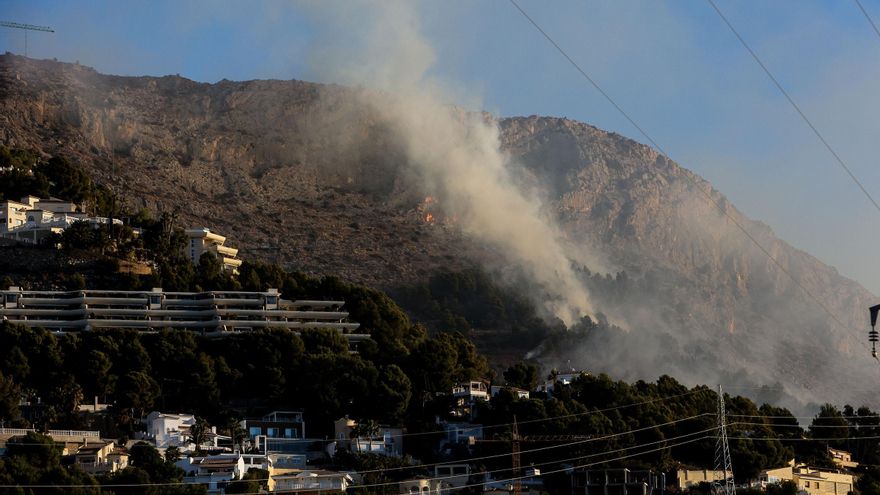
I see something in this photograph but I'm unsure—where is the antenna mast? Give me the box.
[1,21,54,57]
[712,385,736,495]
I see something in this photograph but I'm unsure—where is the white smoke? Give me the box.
[303,1,593,324]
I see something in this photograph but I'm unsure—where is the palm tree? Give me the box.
[227,419,247,453]
[351,419,381,454]
[187,417,211,455]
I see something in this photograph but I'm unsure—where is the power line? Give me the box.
[0,428,717,490]
[2,413,712,481]
[350,412,713,476]
[433,435,711,495]
[507,0,878,363]
[854,0,880,42]
[723,434,880,441]
[730,421,878,429]
[705,0,880,216]
[729,414,879,419]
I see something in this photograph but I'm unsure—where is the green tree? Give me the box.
[503,362,539,390]
[115,371,161,426]
[164,445,181,463]
[0,371,20,423]
[226,468,268,494]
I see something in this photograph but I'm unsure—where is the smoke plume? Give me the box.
[303,1,593,324]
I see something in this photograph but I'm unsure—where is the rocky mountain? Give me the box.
[1,54,875,411]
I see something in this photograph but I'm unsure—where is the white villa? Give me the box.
[0,195,121,243]
[333,417,404,457]
[142,411,221,451]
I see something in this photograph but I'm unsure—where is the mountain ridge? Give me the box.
[1,54,874,410]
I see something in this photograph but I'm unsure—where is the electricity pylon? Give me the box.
[1,21,54,57]
[712,385,736,495]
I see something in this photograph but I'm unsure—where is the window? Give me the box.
[249,427,261,438]
[267,427,280,437]
[285,428,294,438]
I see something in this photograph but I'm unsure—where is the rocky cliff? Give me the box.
[1,55,874,410]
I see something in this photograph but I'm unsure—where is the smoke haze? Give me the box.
[303,1,594,324]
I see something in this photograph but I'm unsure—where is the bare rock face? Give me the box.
[1,54,876,409]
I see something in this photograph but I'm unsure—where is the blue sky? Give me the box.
[4,0,880,295]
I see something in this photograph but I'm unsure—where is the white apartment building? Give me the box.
[0,287,366,342]
[185,228,242,275]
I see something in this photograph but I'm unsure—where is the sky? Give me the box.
[4,0,880,295]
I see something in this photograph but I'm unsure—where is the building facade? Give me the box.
[185,228,242,274]
[243,411,308,454]
[0,196,120,243]
[73,441,129,475]
[333,417,403,457]
[571,469,665,495]
[0,287,366,342]
[271,470,353,494]
[759,465,853,495]
[142,411,222,451]
[675,469,728,490]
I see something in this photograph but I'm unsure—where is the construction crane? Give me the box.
[475,416,592,495]
[1,21,54,57]
[869,304,880,358]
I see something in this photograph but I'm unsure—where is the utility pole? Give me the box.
[1,21,54,57]
[476,416,591,494]
[712,385,736,495]
[512,417,521,495]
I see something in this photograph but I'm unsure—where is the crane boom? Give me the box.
[0,21,54,33]
[1,20,54,57]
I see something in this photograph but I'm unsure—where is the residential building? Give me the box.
[441,421,483,446]
[490,386,530,400]
[0,287,366,343]
[571,469,665,495]
[185,227,242,275]
[177,454,246,494]
[267,454,310,492]
[758,464,853,495]
[0,196,42,233]
[675,469,727,490]
[77,396,110,414]
[399,477,446,495]
[435,464,471,488]
[73,441,129,474]
[0,427,100,445]
[828,448,858,469]
[333,417,403,457]
[482,470,545,495]
[0,196,119,244]
[271,469,353,494]
[142,411,220,451]
[452,381,489,418]
[536,370,589,395]
[243,411,307,454]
